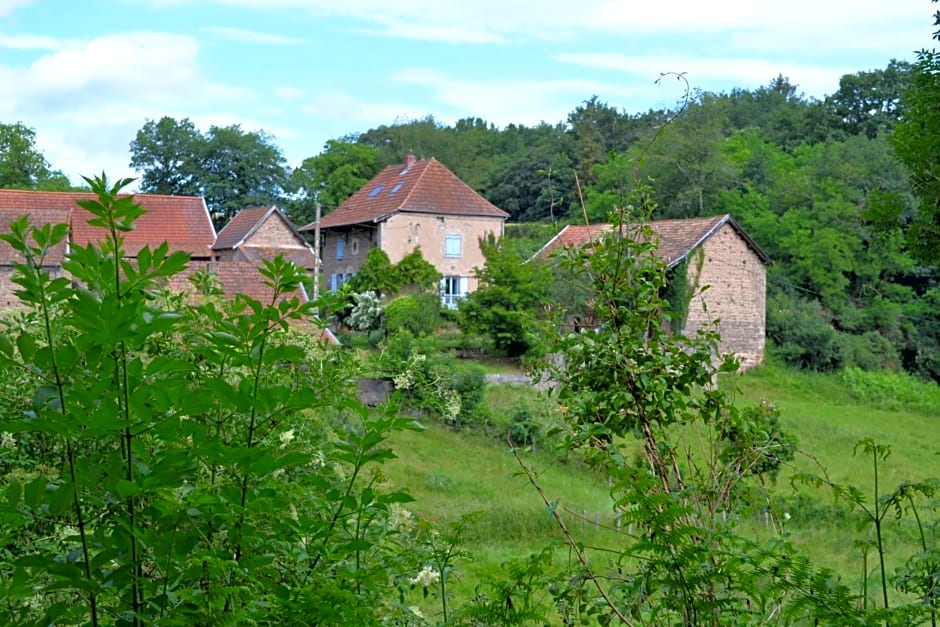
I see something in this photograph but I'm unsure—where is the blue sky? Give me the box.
[0,0,933,187]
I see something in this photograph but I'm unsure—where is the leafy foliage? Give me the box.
[0,121,73,190]
[0,176,427,625]
[458,234,552,357]
[129,116,289,228]
[523,185,878,625]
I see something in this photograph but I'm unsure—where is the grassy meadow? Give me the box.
[382,357,939,619]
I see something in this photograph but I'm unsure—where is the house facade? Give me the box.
[300,155,509,306]
[537,214,771,370]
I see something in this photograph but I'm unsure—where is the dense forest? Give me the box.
[3,58,937,381]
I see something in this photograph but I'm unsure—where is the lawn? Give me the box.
[381,360,939,622]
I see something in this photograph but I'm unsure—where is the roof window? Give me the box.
[389,182,404,195]
[368,184,386,199]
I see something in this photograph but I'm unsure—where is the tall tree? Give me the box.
[0,122,72,190]
[128,116,203,195]
[129,117,289,228]
[199,124,288,226]
[826,60,911,139]
[288,139,380,225]
[891,2,940,266]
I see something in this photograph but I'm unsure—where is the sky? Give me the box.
[0,0,934,188]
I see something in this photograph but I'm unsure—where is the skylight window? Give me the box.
[368,184,386,198]
[389,182,404,195]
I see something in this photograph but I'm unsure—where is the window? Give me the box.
[336,237,345,260]
[440,276,468,309]
[367,184,386,198]
[445,234,462,258]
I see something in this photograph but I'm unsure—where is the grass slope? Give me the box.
[382,361,939,620]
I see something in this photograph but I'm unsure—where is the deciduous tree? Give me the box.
[0,121,72,190]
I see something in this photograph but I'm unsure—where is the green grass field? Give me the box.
[382,359,939,622]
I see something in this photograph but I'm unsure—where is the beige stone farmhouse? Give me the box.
[536,214,771,370]
[299,155,509,307]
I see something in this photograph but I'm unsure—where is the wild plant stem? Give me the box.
[36,253,99,627]
[873,451,889,611]
[511,445,635,626]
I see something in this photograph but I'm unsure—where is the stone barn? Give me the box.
[535,214,771,370]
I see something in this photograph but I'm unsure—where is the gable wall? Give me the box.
[242,213,306,250]
[381,213,504,291]
[684,223,766,370]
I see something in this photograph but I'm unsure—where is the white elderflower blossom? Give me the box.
[441,389,461,422]
[408,605,424,619]
[279,429,295,447]
[393,369,415,390]
[410,565,441,587]
[1,432,15,448]
[388,503,415,531]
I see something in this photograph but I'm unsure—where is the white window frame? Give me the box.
[440,276,468,309]
[444,234,462,258]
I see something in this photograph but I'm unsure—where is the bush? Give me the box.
[385,293,441,337]
[767,294,843,371]
[840,366,940,414]
[838,331,902,371]
[348,290,383,331]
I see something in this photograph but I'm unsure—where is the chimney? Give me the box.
[405,152,416,169]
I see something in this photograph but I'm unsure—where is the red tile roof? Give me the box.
[207,260,309,305]
[195,261,338,344]
[0,189,216,258]
[299,157,509,231]
[0,208,72,265]
[535,214,771,266]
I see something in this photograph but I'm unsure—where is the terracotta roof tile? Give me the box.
[0,189,217,258]
[193,261,338,344]
[535,214,771,266]
[0,208,72,265]
[299,157,508,231]
[235,246,318,270]
[213,206,275,250]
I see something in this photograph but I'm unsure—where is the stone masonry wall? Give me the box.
[242,213,304,249]
[683,223,766,370]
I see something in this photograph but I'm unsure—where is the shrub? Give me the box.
[385,293,441,337]
[348,289,384,331]
[767,293,843,371]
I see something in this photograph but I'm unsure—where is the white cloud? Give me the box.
[201,26,307,45]
[389,68,660,128]
[554,52,855,100]
[0,33,72,50]
[0,0,35,18]
[0,31,255,184]
[141,0,930,51]
[275,85,305,101]
[301,91,430,127]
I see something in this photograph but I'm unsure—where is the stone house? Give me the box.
[0,191,336,342]
[536,214,771,370]
[0,207,72,309]
[213,205,318,271]
[0,189,217,308]
[299,154,509,307]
